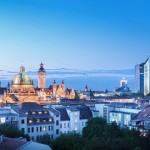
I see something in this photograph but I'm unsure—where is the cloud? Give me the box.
[0,68,135,80]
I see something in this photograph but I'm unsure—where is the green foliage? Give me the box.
[50,117,150,150]
[0,123,30,141]
[132,92,144,98]
[51,132,83,150]
[36,134,51,145]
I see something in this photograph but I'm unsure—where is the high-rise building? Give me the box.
[38,63,46,89]
[135,58,149,95]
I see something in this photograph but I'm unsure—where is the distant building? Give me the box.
[120,77,127,87]
[3,64,75,103]
[114,77,131,96]
[135,58,149,95]
[38,63,46,89]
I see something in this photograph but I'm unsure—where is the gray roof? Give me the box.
[55,108,70,121]
[17,141,51,150]
[77,106,92,119]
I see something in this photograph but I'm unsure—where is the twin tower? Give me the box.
[38,63,46,89]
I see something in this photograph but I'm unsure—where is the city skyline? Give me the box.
[0,0,150,71]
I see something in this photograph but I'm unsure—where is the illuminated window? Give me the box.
[37,119,40,123]
[38,112,42,114]
[29,120,32,123]
[32,112,36,115]
[75,126,77,131]
[25,112,28,115]
[44,111,47,114]
[0,118,6,124]
[49,118,52,122]
[43,126,46,132]
[75,112,78,115]
[75,118,78,123]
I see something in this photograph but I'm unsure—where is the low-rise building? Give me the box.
[15,103,54,141]
[0,106,18,126]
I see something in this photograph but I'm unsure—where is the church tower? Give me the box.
[38,63,46,89]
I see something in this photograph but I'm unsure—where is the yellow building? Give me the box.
[11,66,35,93]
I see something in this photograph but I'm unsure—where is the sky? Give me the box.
[0,0,150,71]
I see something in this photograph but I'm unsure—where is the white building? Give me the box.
[16,103,54,141]
[0,106,18,126]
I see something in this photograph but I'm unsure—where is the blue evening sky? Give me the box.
[0,0,150,71]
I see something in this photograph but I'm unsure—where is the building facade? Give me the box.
[135,58,149,95]
[38,63,46,89]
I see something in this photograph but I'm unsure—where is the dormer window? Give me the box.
[29,120,32,123]
[49,118,52,122]
[37,119,40,123]
[32,112,36,115]
[25,112,28,115]
[38,112,42,114]
[44,111,47,114]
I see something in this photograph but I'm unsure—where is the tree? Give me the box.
[82,117,107,139]
[36,134,51,145]
[51,132,83,150]
[0,123,30,141]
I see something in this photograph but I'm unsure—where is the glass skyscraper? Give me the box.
[135,58,149,95]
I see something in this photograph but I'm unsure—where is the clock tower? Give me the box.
[38,63,46,89]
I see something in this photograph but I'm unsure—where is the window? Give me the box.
[32,112,36,115]
[0,118,6,124]
[68,123,69,128]
[40,126,42,132]
[38,112,42,114]
[36,127,38,132]
[56,115,59,117]
[75,118,78,123]
[37,119,40,123]
[29,120,32,123]
[56,129,59,134]
[21,119,25,124]
[32,127,34,133]
[43,126,46,132]
[82,122,84,126]
[28,128,30,133]
[25,112,28,115]
[21,128,25,133]
[75,112,78,115]
[75,126,77,131]
[51,126,53,131]
[56,120,59,126]
[51,134,53,139]
[32,136,34,141]
[49,118,52,122]
[60,124,62,128]
[64,123,66,128]
[6,117,8,120]
[49,126,50,131]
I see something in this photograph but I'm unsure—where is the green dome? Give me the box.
[12,66,33,85]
